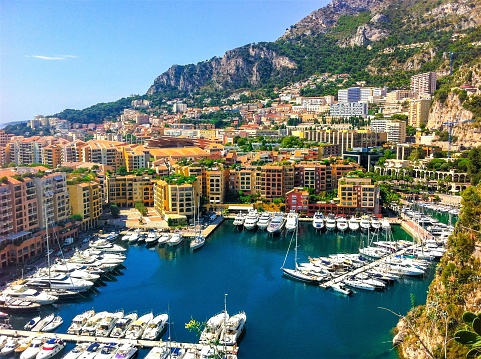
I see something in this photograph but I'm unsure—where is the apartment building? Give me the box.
[409,98,432,128]
[330,102,368,118]
[154,178,200,224]
[371,119,406,144]
[337,177,380,214]
[42,144,62,169]
[338,87,361,103]
[106,174,156,208]
[67,181,102,230]
[6,136,52,165]
[411,72,437,96]
[61,140,84,163]
[204,168,229,210]
[34,172,71,226]
[123,145,150,172]
[251,165,295,201]
[80,140,125,170]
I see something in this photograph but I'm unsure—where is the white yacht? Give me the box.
[94,343,118,359]
[285,211,298,232]
[167,232,183,247]
[233,212,246,228]
[199,311,229,344]
[81,311,109,336]
[42,316,63,332]
[2,284,58,305]
[243,209,259,231]
[124,312,153,340]
[62,343,90,359]
[95,310,124,337]
[141,313,168,340]
[67,310,95,335]
[371,216,381,230]
[331,282,353,296]
[336,217,348,232]
[89,240,126,253]
[219,311,246,346]
[344,279,375,291]
[110,312,138,338]
[36,338,66,359]
[348,216,359,231]
[113,344,137,359]
[157,233,170,245]
[1,337,20,355]
[31,313,54,332]
[256,212,271,230]
[312,212,324,231]
[25,273,94,293]
[359,216,371,232]
[267,213,285,234]
[145,231,159,245]
[381,218,391,231]
[78,343,102,359]
[325,214,337,231]
[19,338,43,359]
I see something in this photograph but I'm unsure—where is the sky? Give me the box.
[0,0,331,124]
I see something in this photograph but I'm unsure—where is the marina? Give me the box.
[0,216,443,359]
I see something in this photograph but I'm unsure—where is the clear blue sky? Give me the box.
[1,0,330,124]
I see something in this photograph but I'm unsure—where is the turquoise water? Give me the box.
[10,222,434,359]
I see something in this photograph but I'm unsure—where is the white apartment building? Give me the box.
[338,87,361,103]
[371,119,406,144]
[330,102,368,118]
[411,72,437,96]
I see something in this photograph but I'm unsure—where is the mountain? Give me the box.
[147,0,481,97]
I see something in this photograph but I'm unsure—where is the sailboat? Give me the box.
[281,224,320,283]
[190,197,205,251]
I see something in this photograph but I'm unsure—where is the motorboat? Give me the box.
[157,233,170,245]
[31,313,55,332]
[1,337,20,355]
[344,279,375,291]
[20,338,43,359]
[95,310,124,337]
[128,231,140,244]
[348,216,359,231]
[233,212,246,228]
[243,209,259,231]
[62,343,90,359]
[94,343,118,359]
[256,212,271,230]
[199,311,229,344]
[312,212,324,231]
[24,315,41,330]
[110,312,138,338]
[190,234,205,251]
[267,213,285,234]
[168,232,183,247]
[220,311,246,346]
[36,338,66,359]
[144,345,170,359]
[371,216,381,230]
[124,312,153,339]
[145,231,159,245]
[42,316,63,332]
[15,337,32,353]
[68,309,95,335]
[2,285,58,305]
[285,211,298,232]
[336,217,348,232]
[325,213,337,231]
[81,311,110,336]
[0,298,42,312]
[121,232,133,242]
[381,218,391,231]
[78,343,101,359]
[25,273,94,293]
[141,313,168,340]
[359,216,371,232]
[45,264,101,283]
[113,344,137,359]
[89,240,126,253]
[331,282,353,296]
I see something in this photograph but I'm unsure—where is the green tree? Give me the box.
[110,204,120,218]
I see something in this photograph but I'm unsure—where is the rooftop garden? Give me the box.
[162,173,197,185]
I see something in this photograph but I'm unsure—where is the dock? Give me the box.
[319,245,415,290]
[0,329,238,355]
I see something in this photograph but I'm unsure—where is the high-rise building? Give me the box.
[338,87,361,103]
[371,119,406,144]
[409,98,432,128]
[411,72,437,95]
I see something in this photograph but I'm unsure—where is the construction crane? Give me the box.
[443,119,458,158]
[448,51,475,76]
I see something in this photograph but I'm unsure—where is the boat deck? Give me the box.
[0,329,238,355]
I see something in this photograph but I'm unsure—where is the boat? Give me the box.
[1,337,19,355]
[243,209,259,231]
[20,338,43,359]
[157,233,170,245]
[144,345,170,359]
[141,313,169,340]
[89,240,126,253]
[24,315,41,330]
[285,211,298,232]
[336,216,348,232]
[31,313,55,332]
[78,343,101,359]
[15,337,32,353]
[145,230,159,245]
[348,216,359,231]
[81,311,110,336]
[199,311,229,344]
[167,232,183,247]
[42,315,63,332]
[113,344,137,359]
[256,212,271,230]
[232,212,246,228]
[344,279,375,291]
[36,338,66,359]
[110,312,138,338]
[0,297,42,312]
[281,227,321,284]
[124,312,153,339]
[25,273,94,293]
[266,213,285,234]
[190,234,205,251]
[359,216,371,232]
[67,309,95,335]
[325,213,337,231]
[94,343,118,359]
[2,285,58,305]
[62,343,90,359]
[220,311,246,346]
[371,216,381,230]
[331,282,353,296]
[95,310,124,337]
[381,218,391,231]
[312,212,324,231]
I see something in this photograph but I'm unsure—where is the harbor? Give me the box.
[0,213,445,359]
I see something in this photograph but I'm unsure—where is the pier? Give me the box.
[319,245,415,290]
[0,329,238,355]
